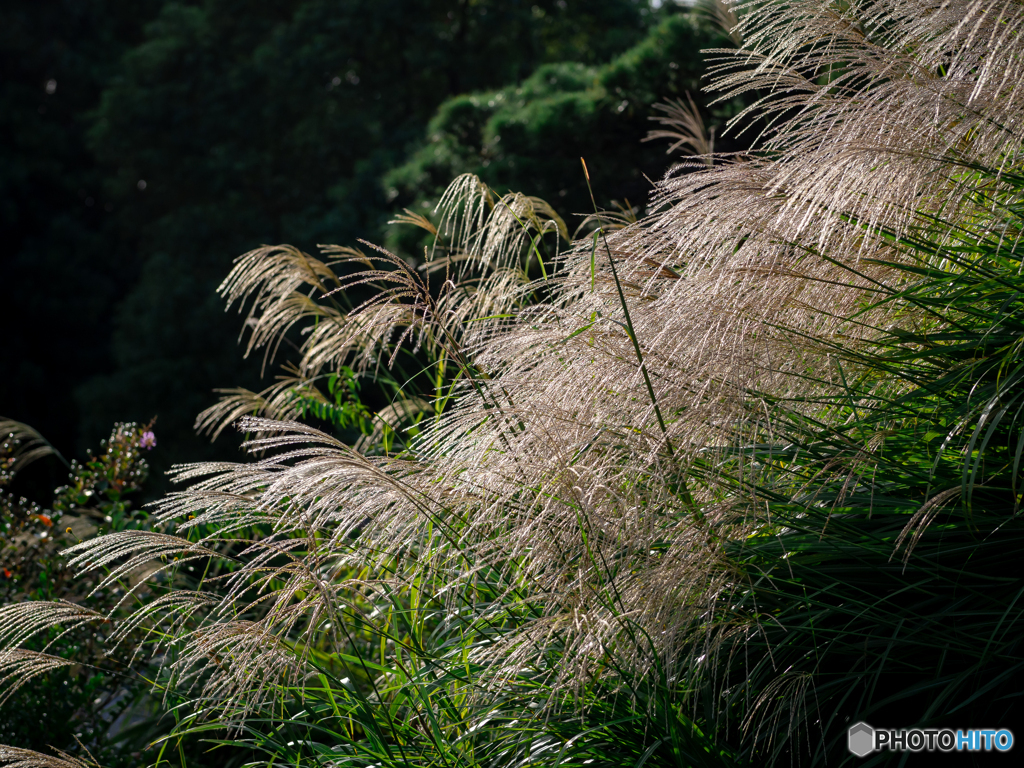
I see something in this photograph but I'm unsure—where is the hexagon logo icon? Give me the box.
[848,722,875,757]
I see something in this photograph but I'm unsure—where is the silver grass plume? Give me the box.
[198,176,567,442]
[0,603,104,715]
[0,746,98,768]
[0,418,63,474]
[644,92,716,161]
[0,602,102,654]
[0,650,75,706]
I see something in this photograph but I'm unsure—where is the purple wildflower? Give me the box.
[139,431,157,450]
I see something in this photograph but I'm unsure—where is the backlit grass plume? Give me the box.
[2,1,1023,765]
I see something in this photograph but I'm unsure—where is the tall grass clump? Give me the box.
[2,1,1023,765]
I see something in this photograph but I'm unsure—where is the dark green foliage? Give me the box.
[385,11,744,255]
[694,166,1024,765]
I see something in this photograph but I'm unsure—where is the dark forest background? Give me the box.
[2,0,739,496]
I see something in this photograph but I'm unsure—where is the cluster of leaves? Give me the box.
[293,368,375,440]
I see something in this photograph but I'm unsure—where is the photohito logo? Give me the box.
[848,722,1014,756]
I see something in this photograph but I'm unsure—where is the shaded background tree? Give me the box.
[3,1,735,497]
[385,10,744,230]
[0,0,162,495]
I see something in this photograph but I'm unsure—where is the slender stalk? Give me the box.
[581,158,674,457]
[581,159,698,514]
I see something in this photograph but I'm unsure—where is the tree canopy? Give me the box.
[3,0,726,493]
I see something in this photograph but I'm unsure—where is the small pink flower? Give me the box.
[139,431,157,450]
